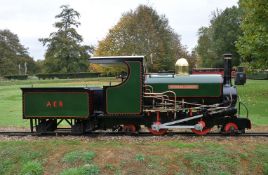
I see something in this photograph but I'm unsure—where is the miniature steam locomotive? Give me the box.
[21,54,251,135]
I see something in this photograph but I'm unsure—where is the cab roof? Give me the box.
[89,56,144,64]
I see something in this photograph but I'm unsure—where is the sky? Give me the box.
[0,0,238,60]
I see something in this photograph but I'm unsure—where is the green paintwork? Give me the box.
[23,91,89,118]
[106,61,142,114]
[145,74,222,97]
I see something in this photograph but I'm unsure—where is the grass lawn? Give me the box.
[0,78,267,127]
[0,137,267,175]
[0,78,267,175]
[0,77,119,127]
[237,80,268,126]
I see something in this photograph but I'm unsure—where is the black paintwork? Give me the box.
[235,72,247,85]
[21,87,92,92]
[23,55,251,134]
[89,56,144,64]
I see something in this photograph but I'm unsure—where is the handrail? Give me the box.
[238,101,249,118]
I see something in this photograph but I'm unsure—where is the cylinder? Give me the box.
[223,53,232,86]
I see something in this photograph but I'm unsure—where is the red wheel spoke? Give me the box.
[224,122,238,133]
[191,128,211,135]
[148,121,167,136]
[191,120,211,135]
[123,124,137,133]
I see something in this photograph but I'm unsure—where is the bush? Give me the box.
[264,163,268,175]
[82,164,100,175]
[20,161,43,175]
[4,75,28,80]
[62,151,96,164]
[60,164,100,175]
[247,71,268,80]
[36,72,100,80]
[135,154,145,162]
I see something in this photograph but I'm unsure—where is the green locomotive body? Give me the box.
[21,55,251,135]
[145,74,223,104]
[22,88,91,119]
[105,61,143,115]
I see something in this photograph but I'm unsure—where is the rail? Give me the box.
[0,131,267,137]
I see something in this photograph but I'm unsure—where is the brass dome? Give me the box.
[175,58,189,75]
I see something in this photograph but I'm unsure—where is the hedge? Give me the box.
[36,72,101,80]
[4,75,28,80]
[247,71,268,80]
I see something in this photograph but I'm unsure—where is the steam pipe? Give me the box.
[223,53,232,86]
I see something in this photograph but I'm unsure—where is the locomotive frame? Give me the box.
[21,55,251,135]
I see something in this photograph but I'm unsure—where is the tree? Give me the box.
[95,5,187,72]
[0,29,36,76]
[195,27,216,67]
[236,0,268,70]
[196,6,242,67]
[187,50,199,70]
[40,5,93,73]
[35,60,45,73]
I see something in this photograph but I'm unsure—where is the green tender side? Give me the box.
[106,61,142,115]
[23,92,89,118]
[145,75,222,97]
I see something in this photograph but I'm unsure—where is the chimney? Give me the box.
[223,53,232,86]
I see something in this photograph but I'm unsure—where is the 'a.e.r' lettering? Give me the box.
[46,101,63,108]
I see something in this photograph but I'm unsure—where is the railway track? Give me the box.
[0,131,267,137]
